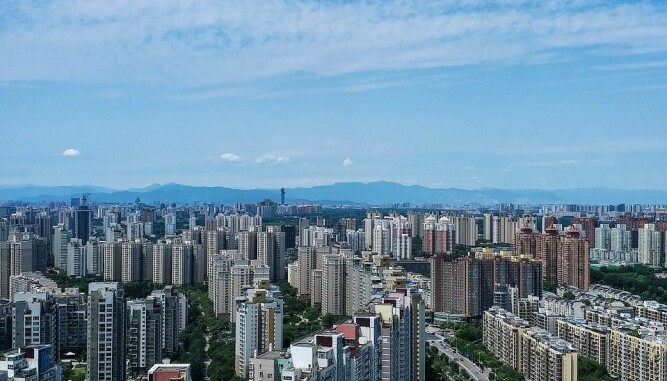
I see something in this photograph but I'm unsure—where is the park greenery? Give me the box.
[172,285,242,381]
[277,280,346,348]
[590,264,667,303]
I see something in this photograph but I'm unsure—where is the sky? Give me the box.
[1,0,667,190]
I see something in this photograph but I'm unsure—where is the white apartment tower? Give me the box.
[87,282,126,381]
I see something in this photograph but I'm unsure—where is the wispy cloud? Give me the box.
[1,1,666,86]
[342,158,354,167]
[220,153,241,162]
[255,154,290,165]
[62,148,80,157]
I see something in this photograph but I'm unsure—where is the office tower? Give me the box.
[54,291,88,356]
[127,296,163,373]
[559,227,590,290]
[74,196,93,245]
[12,292,58,358]
[322,254,346,316]
[374,290,425,381]
[102,242,122,281]
[172,243,193,286]
[573,217,595,248]
[639,223,663,266]
[147,364,192,381]
[35,212,52,249]
[151,286,188,355]
[423,215,454,255]
[188,215,197,230]
[280,225,296,250]
[153,243,173,285]
[87,282,126,381]
[514,226,538,258]
[235,287,283,377]
[66,239,87,277]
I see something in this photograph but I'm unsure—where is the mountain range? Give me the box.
[1,182,666,205]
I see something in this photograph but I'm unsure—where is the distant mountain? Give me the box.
[1,182,666,205]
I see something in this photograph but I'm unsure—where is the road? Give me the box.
[427,339,491,381]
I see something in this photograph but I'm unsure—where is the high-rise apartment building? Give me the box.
[235,286,283,377]
[423,215,454,255]
[453,215,477,247]
[431,255,494,317]
[639,223,663,266]
[87,282,126,381]
[558,227,590,291]
[127,296,163,373]
[321,254,346,316]
[12,292,58,358]
[374,290,425,381]
[151,286,188,355]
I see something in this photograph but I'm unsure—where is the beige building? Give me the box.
[556,318,609,367]
[608,324,667,381]
[483,307,578,381]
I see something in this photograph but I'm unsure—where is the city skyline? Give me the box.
[2,1,667,190]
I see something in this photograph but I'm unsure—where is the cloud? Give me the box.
[342,158,354,167]
[255,154,290,165]
[62,148,80,157]
[220,153,241,162]
[1,1,667,86]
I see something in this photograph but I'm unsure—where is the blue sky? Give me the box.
[1,0,667,190]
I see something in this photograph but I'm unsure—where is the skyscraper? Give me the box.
[87,282,126,381]
[74,195,93,245]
